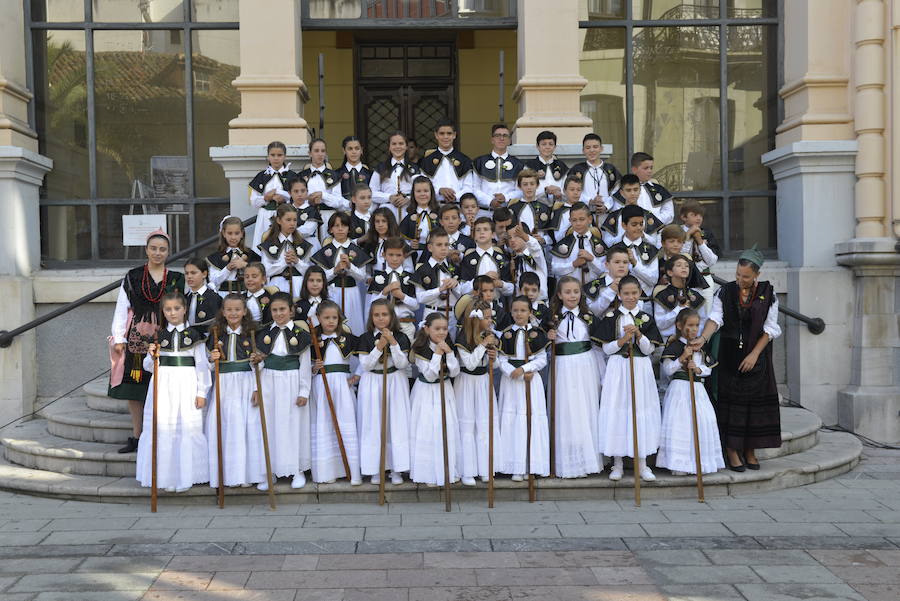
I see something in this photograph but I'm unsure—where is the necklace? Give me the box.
[141,264,168,303]
[737,283,756,348]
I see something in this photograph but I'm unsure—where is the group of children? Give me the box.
[129,121,730,493]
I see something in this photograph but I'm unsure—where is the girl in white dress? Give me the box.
[453,298,501,486]
[293,265,329,328]
[357,207,414,274]
[409,312,463,486]
[656,309,725,476]
[497,295,550,480]
[309,300,363,485]
[250,291,312,490]
[597,275,664,482]
[136,291,210,492]
[545,275,605,478]
[369,131,422,222]
[206,216,261,297]
[288,177,323,254]
[355,299,412,485]
[258,204,313,299]
[249,141,292,250]
[206,294,257,488]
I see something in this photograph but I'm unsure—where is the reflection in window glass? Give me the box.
[192,0,238,21]
[94,0,184,22]
[584,0,626,20]
[632,26,721,191]
[40,205,92,262]
[93,30,188,199]
[31,0,83,21]
[727,25,776,191]
[728,0,776,18]
[632,0,718,19]
[579,28,627,169]
[730,196,775,251]
[192,30,240,198]
[308,0,362,18]
[458,0,509,18]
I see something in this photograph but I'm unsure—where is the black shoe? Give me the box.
[744,460,760,470]
[118,437,138,454]
[728,463,746,473]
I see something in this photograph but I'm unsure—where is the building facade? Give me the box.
[0,0,897,442]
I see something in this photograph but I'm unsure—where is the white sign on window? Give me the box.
[122,215,167,247]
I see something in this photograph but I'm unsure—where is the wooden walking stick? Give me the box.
[487,343,495,509]
[378,345,389,506]
[211,326,225,509]
[308,321,352,480]
[548,318,558,478]
[249,331,277,510]
[523,333,535,503]
[688,366,705,503]
[151,330,159,513]
[628,340,641,507]
[438,352,452,512]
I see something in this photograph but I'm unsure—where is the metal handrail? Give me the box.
[710,275,826,335]
[0,217,256,349]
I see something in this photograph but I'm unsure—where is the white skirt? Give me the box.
[310,371,362,482]
[357,369,412,475]
[552,349,604,477]
[136,367,209,489]
[270,274,303,299]
[329,282,365,336]
[206,370,255,487]
[453,371,501,479]
[498,372,550,476]
[598,354,661,458]
[251,207,276,250]
[249,367,311,481]
[409,380,462,485]
[656,379,725,474]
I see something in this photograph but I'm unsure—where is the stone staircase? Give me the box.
[0,378,862,505]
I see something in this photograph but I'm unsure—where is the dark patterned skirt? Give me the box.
[108,347,151,401]
[715,338,781,450]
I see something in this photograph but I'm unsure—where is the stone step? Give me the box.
[84,378,130,414]
[39,397,133,444]
[0,420,135,477]
[0,430,862,504]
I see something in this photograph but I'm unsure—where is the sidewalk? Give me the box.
[0,447,897,601]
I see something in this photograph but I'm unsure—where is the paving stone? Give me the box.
[590,566,655,585]
[489,538,626,552]
[0,574,20,591]
[149,571,213,591]
[556,524,646,538]
[835,523,900,537]
[0,594,32,601]
[175,506,254,516]
[659,584,745,601]
[706,550,818,565]
[486,512,584,525]
[581,510,669,524]
[297,503,390,515]
[726,522,847,537]
[849,584,900,601]
[317,553,423,570]
[505,585,665,601]
[386,502,459,514]
[806,549,886,566]
[110,543,236,556]
[456,502,560,513]
[764,510,879,523]
[866,549,900,566]
[751,564,843,584]
[475,566,598,586]
[424,552,519,568]
[245,569,389,588]
[0,533,49,546]
[9,571,159,593]
[401,513,490,526]
[754,537,895,550]
[515,550,638,568]
[33,593,145,601]
[634,550,710,566]
[40,530,175,545]
[142,591,297,601]
[132,517,213,530]
[386,567,476,587]
[662,509,773,523]
[207,516,306,529]
[303,514,401,528]
[167,555,292,571]
[365,526,462,541]
[735,582,867,601]
[271,527,364,542]
[76,555,170,573]
[169,528,273,543]
[207,571,250,590]
[624,536,762,551]
[408,586,511,601]
[0,519,51,532]
[647,565,762,585]
[864,510,900,523]
[0,557,83,574]
[337,589,410,601]
[232,541,356,555]
[356,540,491,554]
[462,525,560,539]
[641,522,733,537]
[0,544,111,558]
[43,518,137,531]
[827,566,900,584]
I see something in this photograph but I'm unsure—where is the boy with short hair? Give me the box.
[418,118,474,204]
[568,133,622,215]
[605,204,659,297]
[518,271,551,326]
[458,217,514,298]
[461,274,509,330]
[492,206,517,244]
[585,245,632,316]
[506,223,548,301]
[439,203,475,262]
[656,224,707,289]
[523,130,569,202]
[600,173,663,247]
[413,227,464,328]
[472,123,525,211]
[367,236,419,341]
[546,175,584,246]
[679,199,720,306]
[509,168,553,235]
[549,202,607,285]
[620,152,674,225]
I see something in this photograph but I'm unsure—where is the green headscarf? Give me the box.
[739,244,764,269]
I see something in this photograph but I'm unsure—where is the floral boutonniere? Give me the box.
[633,314,646,328]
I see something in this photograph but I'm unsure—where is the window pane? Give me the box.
[192,30,240,198]
[727,25,776,190]
[94,0,184,22]
[584,0,626,20]
[368,0,451,18]
[728,0,776,18]
[308,0,363,18]
[633,0,718,19]
[675,197,723,251]
[633,26,720,191]
[31,0,83,21]
[99,205,190,259]
[194,201,230,257]
[579,28,628,170]
[729,196,775,252]
[192,0,238,21]
[93,30,188,199]
[40,205,91,261]
[33,30,90,200]
[458,0,509,18]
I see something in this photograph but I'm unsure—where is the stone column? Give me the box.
[511,0,593,147]
[212,0,311,237]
